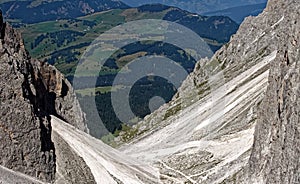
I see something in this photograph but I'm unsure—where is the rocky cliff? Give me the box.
[246,0,300,183]
[0,23,88,182]
[115,0,300,183]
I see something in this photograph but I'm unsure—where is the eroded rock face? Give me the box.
[246,1,300,183]
[0,23,87,182]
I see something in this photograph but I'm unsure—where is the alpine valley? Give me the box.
[7,2,239,138]
[0,0,299,184]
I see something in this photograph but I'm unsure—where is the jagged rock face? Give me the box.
[247,1,300,183]
[0,23,87,182]
[115,0,299,183]
[0,165,44,184]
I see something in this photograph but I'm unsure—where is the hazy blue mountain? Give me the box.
[121,0,267,14]
[203,3,267,24]
[0,0,129,24]
[1,0,267,24]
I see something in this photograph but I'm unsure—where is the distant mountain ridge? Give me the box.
[122,0,267,14]
[122,0,267,24]
[0,0,268,25]
[0,0,129,24]
[204,3,267,24]
[139,4,238,43]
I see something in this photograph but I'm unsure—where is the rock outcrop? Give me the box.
[246,0,300,183]
[0,23,88,182]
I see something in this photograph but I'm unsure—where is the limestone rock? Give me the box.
[0,23,88,182]
[246,1,300,183]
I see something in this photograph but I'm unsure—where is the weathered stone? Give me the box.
[246,1,300,183]
[0,23,88,182]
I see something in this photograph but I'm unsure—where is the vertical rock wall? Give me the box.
[247,0,300,183]
[0,23,88,182]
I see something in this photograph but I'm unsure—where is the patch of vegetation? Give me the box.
[76,85,124,96]
[115,124,139,142]
[100,133,117,147]
[206,58,222,71]
[163,103,182,120]
[31,30,85,49]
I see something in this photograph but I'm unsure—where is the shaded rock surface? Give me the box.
[52,131,96,184]
[0,165,44,184]
[246,0,300,183]
[0,23,88,182]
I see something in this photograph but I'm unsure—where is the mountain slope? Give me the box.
[1,0,299,183]
[121,0,267,14]
[51,116,159,184]
[203,3,267,24]
[112,0,299,183]
[0,0,129,24]
[20,4,238,70]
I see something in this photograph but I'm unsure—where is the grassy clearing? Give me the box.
[116,51,148,67]
[163,103,182,120]
[75,85,124,96]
